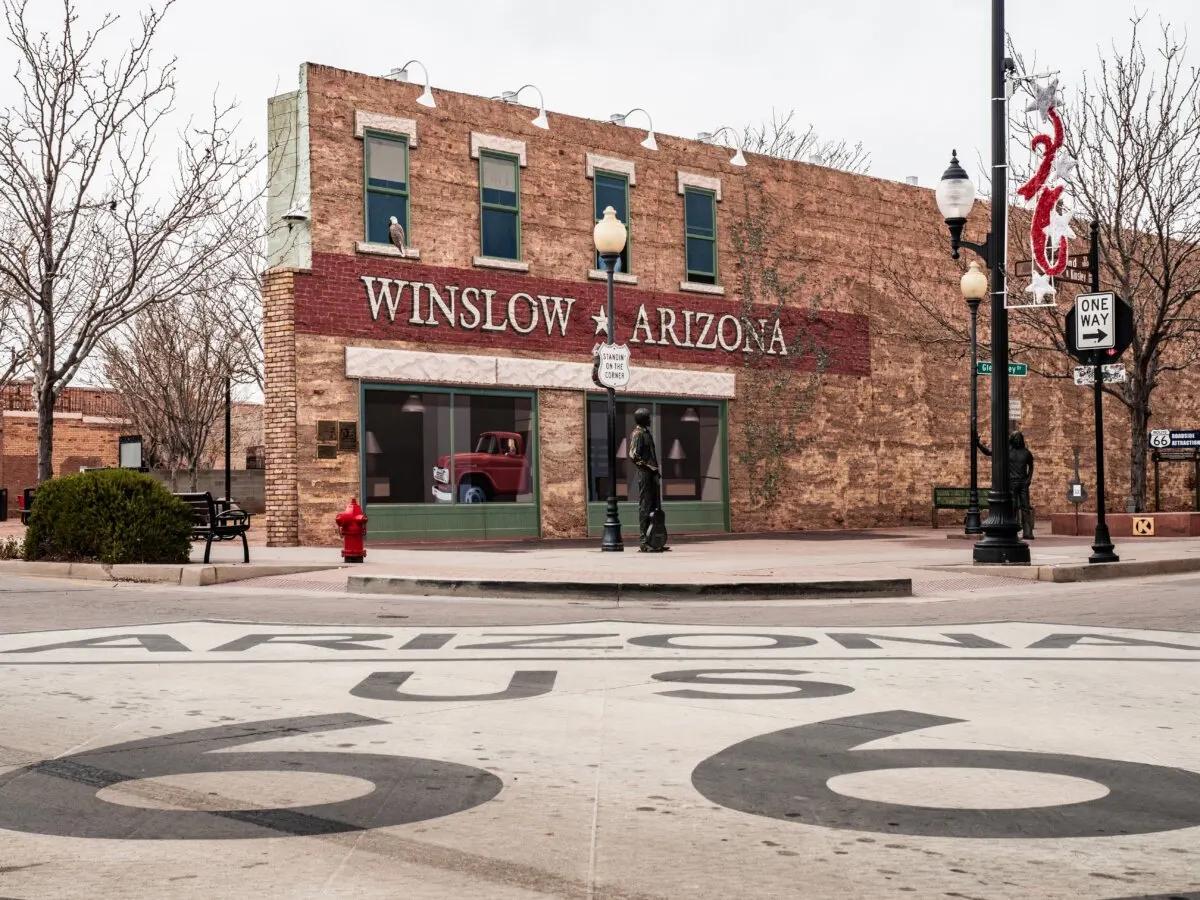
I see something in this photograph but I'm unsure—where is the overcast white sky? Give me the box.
[4,0,1197,185]
[8,0,1192,186]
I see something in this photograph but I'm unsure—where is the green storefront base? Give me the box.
[365,503,540,542]
[586,500,727,538]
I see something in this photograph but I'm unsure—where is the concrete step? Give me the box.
[346,575,913,601]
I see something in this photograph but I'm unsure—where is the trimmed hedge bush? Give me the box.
[24,469,192,564]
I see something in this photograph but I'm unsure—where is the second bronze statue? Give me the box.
[628,407,669,552]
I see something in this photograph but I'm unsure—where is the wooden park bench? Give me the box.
[931,486,972,528]
[175,492,251,563]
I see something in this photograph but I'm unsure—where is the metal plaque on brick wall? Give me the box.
[338,421,358,452]
[317,420,338,459]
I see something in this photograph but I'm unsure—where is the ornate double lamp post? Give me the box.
[593,206,628,552]
[935,0,1029,565]
[937,148,1028,564]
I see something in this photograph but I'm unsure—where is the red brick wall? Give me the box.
[0,413,125,515]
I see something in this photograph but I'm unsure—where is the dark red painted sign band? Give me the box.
[295,252,871,377]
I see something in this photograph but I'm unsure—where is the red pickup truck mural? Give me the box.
[432,431,531,503]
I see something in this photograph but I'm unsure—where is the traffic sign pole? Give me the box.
[1088,220,1119,564]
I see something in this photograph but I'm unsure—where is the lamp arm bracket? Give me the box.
[959,235,991,264]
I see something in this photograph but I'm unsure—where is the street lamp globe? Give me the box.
[960,260,988,301]
[593,205,627,256]
[936,150,976,220]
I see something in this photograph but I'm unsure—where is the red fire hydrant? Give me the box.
[335,498,368,563]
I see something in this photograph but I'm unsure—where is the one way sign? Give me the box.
[1065,293,1133,365]
[1074,292,1116,350]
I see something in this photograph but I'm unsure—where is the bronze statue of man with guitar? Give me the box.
[629,407,669,552]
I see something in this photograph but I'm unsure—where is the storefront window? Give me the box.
[364,388,534,505]
[586,399,722,502]
[452,393,534,503]
[364,391,450,504]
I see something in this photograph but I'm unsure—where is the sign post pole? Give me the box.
[1087,220,1119,564]
[600,254,624,552]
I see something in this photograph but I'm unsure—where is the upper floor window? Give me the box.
[479,151,521,260]
[684,187,717,284]
[594,170,631,274]
[364,131,409,245]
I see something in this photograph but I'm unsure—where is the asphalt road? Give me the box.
[1,573,1199,899]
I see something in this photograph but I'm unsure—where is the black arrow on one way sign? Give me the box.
[1084,329,1109,342]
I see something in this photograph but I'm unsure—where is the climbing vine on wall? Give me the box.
[728,182,834,515]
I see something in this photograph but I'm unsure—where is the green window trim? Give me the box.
[363,130,410,244]
[478,149,522,261]
[593,169,632,275]
[683,186,718,284]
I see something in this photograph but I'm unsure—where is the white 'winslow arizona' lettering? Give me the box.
[360,276,791,355]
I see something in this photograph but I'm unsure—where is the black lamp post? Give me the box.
[960,261,987,535]
[593,205,628,552]
[935,0,1030,564]
[224,376,232,506]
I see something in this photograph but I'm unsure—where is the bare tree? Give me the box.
[886,19,1200,512]
[0,0,260,482]
[199,202,267,392]
[225,230,265,391]
[1003,19,1200,511]
[728,179,831,521]
[100,294,244,490]
[741,110,871,175]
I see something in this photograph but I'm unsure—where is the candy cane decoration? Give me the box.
[1031,184,1068,276]
[1016,106,1064,201]
[1019,83,1073,305]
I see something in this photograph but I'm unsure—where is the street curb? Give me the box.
[0,560,341,586]
[934,556,1200,583]
[346,575,913,601]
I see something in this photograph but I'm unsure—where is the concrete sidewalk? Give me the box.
[242,526,1200,598]
[5,526,1200,597]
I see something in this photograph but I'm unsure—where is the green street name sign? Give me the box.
[976,361,1029,377]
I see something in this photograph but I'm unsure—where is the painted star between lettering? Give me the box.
[1024,78,1060,122]
[1051,151,1076,183]
[591,307,609,336]
[1025,271,1057,305]
[1045,207,1076,243]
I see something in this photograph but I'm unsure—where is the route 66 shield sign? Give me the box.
[594,343,631,390]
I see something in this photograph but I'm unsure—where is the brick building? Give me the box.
[0,383,128,512]
[0,382,267,516]
[262,63,1199,547]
